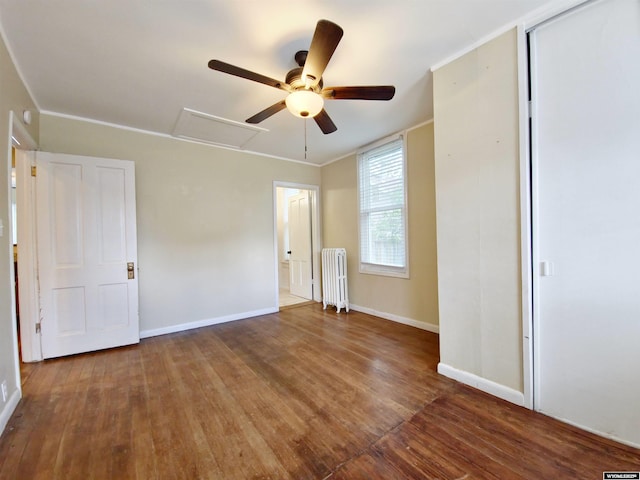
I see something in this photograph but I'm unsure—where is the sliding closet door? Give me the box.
[531,0,640,447]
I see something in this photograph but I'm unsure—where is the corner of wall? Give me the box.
[438,363,525,406]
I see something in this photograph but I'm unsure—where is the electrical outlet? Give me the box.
[1,381,8,403]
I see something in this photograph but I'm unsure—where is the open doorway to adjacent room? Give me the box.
[274,183,320,309]
[8,111,40,389]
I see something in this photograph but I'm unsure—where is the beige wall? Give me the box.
[39,114,320,334]
[0,33,39,426]
[321,123,439,329]
[433,28,522,393]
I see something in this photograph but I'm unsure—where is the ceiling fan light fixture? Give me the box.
[285,90,324,118]
[208,20,393,134]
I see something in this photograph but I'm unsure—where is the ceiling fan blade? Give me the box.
[314,109,337,134]
[323,86,396,100]
[246,100,287,124]
[208,60,290,92]
[301,20,344,88]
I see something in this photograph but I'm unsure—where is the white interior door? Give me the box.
[288,191,312,299]
[531,0,640,447]
[37,152,139,359]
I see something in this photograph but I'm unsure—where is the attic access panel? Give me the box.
[172,108,267,149]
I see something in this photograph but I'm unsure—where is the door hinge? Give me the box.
[31,166,37,177]
[35,322,41,334]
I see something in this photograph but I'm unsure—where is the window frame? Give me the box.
[357,133,409,278]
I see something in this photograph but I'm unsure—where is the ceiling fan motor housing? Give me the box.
[286,65,323,93]
[294,50,308,67]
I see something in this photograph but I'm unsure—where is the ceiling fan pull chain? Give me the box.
[304,119,308,161]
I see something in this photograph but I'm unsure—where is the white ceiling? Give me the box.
[0,0,556,165]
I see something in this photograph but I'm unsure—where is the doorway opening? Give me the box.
[10,116,39,365]
[10,148,18,354]
[7,112,39,410]
[274,183,321,309]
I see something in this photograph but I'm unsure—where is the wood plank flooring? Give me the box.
[0,303,638,479]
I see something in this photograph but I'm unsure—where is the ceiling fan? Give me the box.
[208,19,395,134]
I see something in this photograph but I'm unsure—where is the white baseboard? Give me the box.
[349,304,439,334]
[543,412,640,449]
[437,362,525,407]
[140,307,278,339]
[0,389,22,437]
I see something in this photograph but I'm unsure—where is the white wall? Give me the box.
[39,114,320,336]
[433,28,524,400]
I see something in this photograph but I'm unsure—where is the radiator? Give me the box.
[321,248,349,313]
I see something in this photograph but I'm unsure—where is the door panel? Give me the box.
[54,287,85,334]
[37,152,139,358]
[532,0,640,446]
[97,166,128,263]
[288,191,312,299]
[98,283,129,329]
[52,162,83,265]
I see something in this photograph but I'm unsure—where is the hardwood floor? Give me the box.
[1,303,638,479]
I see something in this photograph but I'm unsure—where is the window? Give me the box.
[357,134,408,277]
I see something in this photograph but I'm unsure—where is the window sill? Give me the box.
[359,264,409,279]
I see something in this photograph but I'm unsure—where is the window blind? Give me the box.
[358,136,407,274]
